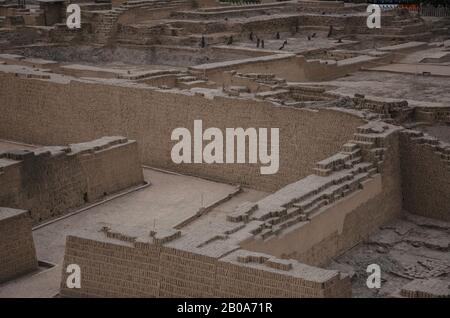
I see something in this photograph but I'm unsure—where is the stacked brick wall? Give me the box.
[60,235,351,298]
[61,236,160,297]
[14,45,253,68]
[0,149,88,224]
[159,247,217,297]
[0,137,144,224]
[0,73,364,192]
[319,133,400,263]
[303,130,402,264]
[240,123,403,266]
[414,107,450,124]
[216,251,351,297]
[0,207,38,283]
[400,279,450,298]
[399,130,450,222]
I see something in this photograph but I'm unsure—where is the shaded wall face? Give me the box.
[0,74,364,192]
[0,210,38,283]
[111,0,127,7]
[400,133,450,222]
[42,3,64,26]
[198,56,308,84]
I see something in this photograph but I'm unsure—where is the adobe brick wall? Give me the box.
[61,236,160,297]
[60,235,351,298]
[297,131,403,265]
[0,137,144,224]
[399,131,450,222]
[190,54,309,83]
[0,207,38,283]
[240,125,403,267]
[77,138,144,201]
[159,246,218,297]
[0,73,364,192]
[215,250,351,298]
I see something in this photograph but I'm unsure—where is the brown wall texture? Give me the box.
[60,235,351,298]
[0,208,38,283]
[400,131,450,222]
[0,74,364,192]
[241,130,403,266]
[0,138,144,225]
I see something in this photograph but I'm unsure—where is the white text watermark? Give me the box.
[171,120,279,175]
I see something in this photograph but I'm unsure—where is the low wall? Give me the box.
[414,106,450,124]
[0,207,38,283]
[400,130,450,222]
[0,137,144,224]
[0,72,364,192]
[190,52,387,84]
[60,235,351,298]
[190,53,308,83]
[12,45,253,67]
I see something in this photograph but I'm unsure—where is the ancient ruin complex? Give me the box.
[0,0,449,298]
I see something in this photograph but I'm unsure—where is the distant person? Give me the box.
[279,40,288,50]
[327,25,333,38]
[201,36,206,48]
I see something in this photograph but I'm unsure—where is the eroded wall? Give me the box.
[0,137,144,224]
[0,207,38,283]
[400,131,450,222]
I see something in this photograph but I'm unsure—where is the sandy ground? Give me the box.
[327,213,450,298]
[322,71,450,105]
[61,63,184,74]
[369,64,450,77]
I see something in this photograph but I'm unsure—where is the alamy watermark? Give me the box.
[66,4,81,29]
[367,4,382,29]
[170,120,279,175]
[64,262,382,290]
[366,263,382,289]
[66,263,81,289]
